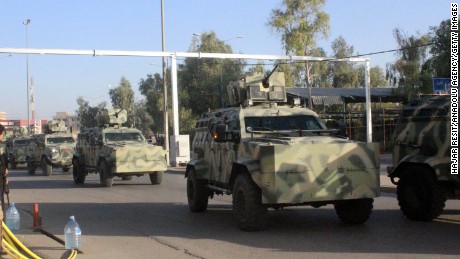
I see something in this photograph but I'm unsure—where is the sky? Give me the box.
[0,0,451,120]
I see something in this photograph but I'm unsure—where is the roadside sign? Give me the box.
[433,78,451,94]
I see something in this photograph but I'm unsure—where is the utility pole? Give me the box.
[23,19,31,133]
[161,0,169,165]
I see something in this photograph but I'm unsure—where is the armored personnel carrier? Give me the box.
[72,109,167,187]
[186,69,381,231]
[27,120,76,175]
[388,94,458,221]
[4,126,28,168]
[7,136,32,169]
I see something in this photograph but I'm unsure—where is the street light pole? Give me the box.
[161,0,169,165]
[23,19,31,134]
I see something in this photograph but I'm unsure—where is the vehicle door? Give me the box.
[211,110,239,184]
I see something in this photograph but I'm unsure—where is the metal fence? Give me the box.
[319,108,401,153]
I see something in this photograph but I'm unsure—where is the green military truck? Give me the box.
[186,69,381,231]
[72,109,167,187]
[388,94,458,221]
[7,136,32,169]
[27,120,76,175]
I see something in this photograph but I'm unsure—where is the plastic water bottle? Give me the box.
[64,216,82,250]
[5,203,20,231]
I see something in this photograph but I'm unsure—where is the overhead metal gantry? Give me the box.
[0,47,372,144]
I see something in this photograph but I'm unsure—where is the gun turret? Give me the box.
[227,66,286,107]
[12,127,27,137]
[43,120,67,134]
[97,109,127,127]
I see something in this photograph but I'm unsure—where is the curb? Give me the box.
[166,167,185,175]
[380,186,396,193]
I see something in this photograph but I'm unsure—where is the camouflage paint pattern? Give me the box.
[75,127,167,174]
[9,136,32,164]
[28,133,76,168]
[388,95,458,186]
[191,105,380,205]
[189,71,380,206]
[97,109,128,126]
[74,109,167,175]
[43,120,67,134]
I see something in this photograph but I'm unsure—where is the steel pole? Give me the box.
[365,60,372,143]
[23,19,31,134]
[161,0,169,165]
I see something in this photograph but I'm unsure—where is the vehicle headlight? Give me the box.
[51,148,58,153]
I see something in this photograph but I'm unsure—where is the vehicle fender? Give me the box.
[229,158,261,186]
[97,156,108,168]
[72,153,85,166]
[388,154,443,183]
[41,154,50,164]
[185,159,208,179]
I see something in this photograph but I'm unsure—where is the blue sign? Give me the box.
[433,78,451,94]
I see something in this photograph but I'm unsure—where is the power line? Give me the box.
[339,42,435,59]
[169,42,436,68]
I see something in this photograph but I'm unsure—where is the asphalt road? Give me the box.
[3,164,460,259]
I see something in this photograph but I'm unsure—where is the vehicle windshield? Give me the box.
[14,139,31,146]
[104,132,144,142]
[245,115,323,132]
[46,137,75,144]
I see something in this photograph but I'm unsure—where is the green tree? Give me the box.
[76,97,106,128]
[179,31,245,115]
[247,61,266,74]
[133,99,154,136]
[357,65,388,88]
[369,66,388,87]
[427,20,450,77]
[268,0,330,108]
[386,28,430,99]
[421,19,456,85]
[308,48,329,88]
[329,36,358,88]
[109,77,135,126]
[138,73,168,133]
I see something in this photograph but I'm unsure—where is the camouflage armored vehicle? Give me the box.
[3,126,28,168]
[388,94,458,221]
[72,109,167,187]
[27,120,76,175]
[186,69,380,231]
[7,136,32,169]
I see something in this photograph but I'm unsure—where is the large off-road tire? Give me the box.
[334,198,374,224]
[232,173,268,231]
[27,158,36,175]
[41,157,52,176]
[99,161,114,187]
[149,171,163,185]
[187,169,210,212]
[397,165,445,221]
[72,159,86,184]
